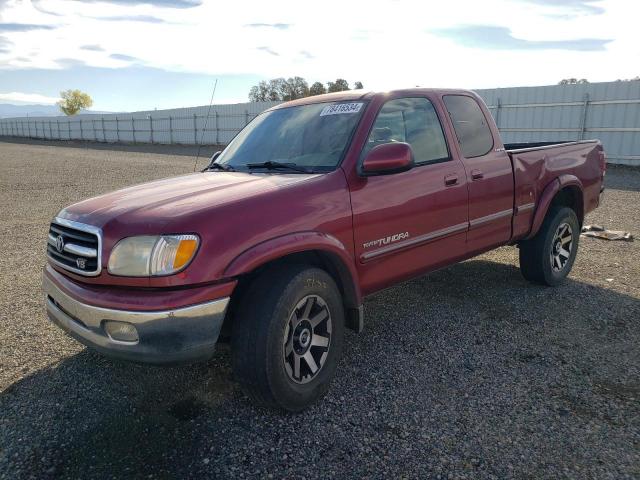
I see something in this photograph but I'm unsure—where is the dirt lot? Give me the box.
[0,139,638,479]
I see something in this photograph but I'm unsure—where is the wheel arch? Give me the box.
[526,175,584,240]
[222,232,363,332]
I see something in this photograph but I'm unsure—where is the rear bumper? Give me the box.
[43,272,230,364]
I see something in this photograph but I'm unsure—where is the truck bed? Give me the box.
[505,140,582,152]
[507,139,604,240]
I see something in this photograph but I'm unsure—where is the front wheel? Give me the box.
[231,265,344,411]
[519,206,580,286]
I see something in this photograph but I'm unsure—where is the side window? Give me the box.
[363,97,449,165]
[443,95,493,158]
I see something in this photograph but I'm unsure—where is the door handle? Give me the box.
[444,174,458,186]
[471,169,484,180]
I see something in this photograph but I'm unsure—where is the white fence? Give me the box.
[0,101,280,146]
[1,81,639,165]
[476,81,640,166]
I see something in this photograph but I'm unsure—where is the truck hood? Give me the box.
[58,171,319,229]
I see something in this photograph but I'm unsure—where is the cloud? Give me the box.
[0,35,10,53]
[110,53,141,62]
[73,0,201,8]
[93,15,167,23]
[517,0,605,15]
[0,23,55,32]
[256,46,279,56]
[30,0,64,16]
[436,25,611,51]
[80,44,104,52]
[245,23,291,30]
[56,58,86,67]
[0,91,60,105]
[0,0,636,112]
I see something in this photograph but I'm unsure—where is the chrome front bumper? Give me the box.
[43,273,230,364]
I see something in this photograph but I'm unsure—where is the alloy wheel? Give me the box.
[283,295,332,384]
[550,222,573,272]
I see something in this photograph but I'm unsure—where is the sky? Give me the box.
[0,0,638,112]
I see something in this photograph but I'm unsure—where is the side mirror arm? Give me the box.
[202,151,222,172]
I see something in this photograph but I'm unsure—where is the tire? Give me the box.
[231,264,344,411]
[519,206,580,286]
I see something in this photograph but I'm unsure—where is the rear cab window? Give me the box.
[443,95,494,158]
[362,97,450,165]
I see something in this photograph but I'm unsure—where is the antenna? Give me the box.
[193,79,218,172]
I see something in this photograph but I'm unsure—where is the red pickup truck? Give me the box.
[43,88,606,411]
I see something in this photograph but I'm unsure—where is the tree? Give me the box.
[558,78,589,85]
[249,78,308,102]
[279,77,309,100]
[57,89,93,115]
[248,81,271,102]
[266,79,285,101]
[327,78,350,92]
[248,77,360,101]
[309,81,326,96]
[248,79,284,101]
[354,81,364,89]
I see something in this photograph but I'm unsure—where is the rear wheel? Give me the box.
[231,265,344,411]
[519,206,580,286]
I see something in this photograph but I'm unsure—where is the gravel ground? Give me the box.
[0,139,638,479]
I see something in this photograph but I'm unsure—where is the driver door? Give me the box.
[348,95,469,295]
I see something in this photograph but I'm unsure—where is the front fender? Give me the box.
[223,231,362,307]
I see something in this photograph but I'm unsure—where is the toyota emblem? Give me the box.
[56,235,65,253]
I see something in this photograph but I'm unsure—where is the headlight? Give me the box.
[108,234,199,276]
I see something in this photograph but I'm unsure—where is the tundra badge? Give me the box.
[363,232,409,249]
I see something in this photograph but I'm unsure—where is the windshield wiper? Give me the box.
[246,161,313,174]
[203,162,235,172]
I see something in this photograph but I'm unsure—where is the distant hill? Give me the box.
[0,104,110,118]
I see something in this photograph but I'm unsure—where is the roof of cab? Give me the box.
[266,90,374,111]
[265,87,478,112]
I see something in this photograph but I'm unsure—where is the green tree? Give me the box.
[309,82,326,96]
[248,77,307,101]
[354,81,364,89]
[279,77,309,100]
[249,79,284,101]
[57,89,93,115]
[267,78,286,100]
[327,78,350,92]
[249,81,271,102]
[248,77,361,100]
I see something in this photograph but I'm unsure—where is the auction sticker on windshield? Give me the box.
[320,103,363,116]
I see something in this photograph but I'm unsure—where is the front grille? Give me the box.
[47,219,101,276]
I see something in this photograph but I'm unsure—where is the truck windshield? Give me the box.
[216,101,366,172]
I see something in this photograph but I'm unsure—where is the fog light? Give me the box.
[104,321,139,343]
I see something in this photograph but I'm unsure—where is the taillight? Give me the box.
[598,150,607,176]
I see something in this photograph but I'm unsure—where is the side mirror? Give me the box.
[361,142,414,176]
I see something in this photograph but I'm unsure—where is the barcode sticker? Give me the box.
[320,102,364,116]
